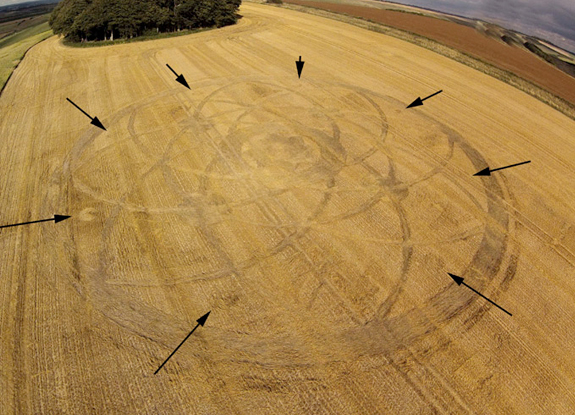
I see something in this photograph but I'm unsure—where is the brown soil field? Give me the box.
[2,3,575,413]
[286,0,575,106]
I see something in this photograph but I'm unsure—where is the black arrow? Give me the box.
[166,64,190,89]
[66,98,106,130]
[406,90,443,109]
[0,214,71,230]
[474,160,531,176]
[296,56,304,79]
[448,273,512,316]
[154,311,211,374]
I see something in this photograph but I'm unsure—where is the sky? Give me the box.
[391,0,575,52]
[1,0,574,52]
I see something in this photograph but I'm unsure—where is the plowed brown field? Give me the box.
[1,3,575,414]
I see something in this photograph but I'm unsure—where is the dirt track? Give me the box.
[1,3,575,413]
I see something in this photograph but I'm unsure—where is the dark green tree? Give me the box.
[49,0,90,40]
[50,0,241,42]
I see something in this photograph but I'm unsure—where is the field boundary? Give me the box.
[273,2,575,121]
[0,31,52,97]
[61,25,217,48]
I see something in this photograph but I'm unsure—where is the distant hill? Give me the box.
[0,0,59,12]
[0,0,60,24]
[50,0,241,42]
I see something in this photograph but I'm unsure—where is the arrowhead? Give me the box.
[473,167,491,176]
[296,60,304,79]
[176,74,190,89]
[406,97,423,109]
[448,273,464,285]
[196,311,211,326]
[91,117,106,131]
[54,215,71,223]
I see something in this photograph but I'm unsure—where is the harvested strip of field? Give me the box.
[1,3,575,413]
[285,0,575,106]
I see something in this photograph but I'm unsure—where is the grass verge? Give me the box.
[0,21,52,92]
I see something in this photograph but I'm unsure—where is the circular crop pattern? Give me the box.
[66,79,515,364]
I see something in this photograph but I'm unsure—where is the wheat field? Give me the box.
[1,3,575,413]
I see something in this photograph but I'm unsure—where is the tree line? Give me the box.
[50,0,242,42]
